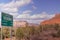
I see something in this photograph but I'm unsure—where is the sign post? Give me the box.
[1,12,13,40]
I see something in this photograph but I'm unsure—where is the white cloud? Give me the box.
[17,11,55,19]
[17,10,31,18]
[15,0,32,8]
[30,12,55,19]
[27,19,44,24]
[17,11,55,24]
[23,10,32,14]
[0,0,32,18]
[32,5,37,10]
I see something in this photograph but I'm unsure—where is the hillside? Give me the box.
[41,13,60,25]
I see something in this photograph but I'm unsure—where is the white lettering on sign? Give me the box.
[3,17,12,21]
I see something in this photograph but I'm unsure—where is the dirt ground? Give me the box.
[4,37,15,40]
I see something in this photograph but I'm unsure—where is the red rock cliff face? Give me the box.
[41,14,60,25]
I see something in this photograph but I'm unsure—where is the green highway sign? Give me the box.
[1,12,13,27]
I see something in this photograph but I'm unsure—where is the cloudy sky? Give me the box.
[0,0,60,24]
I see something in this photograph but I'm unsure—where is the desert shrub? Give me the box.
[54,24,59,30]
[39,25,43,32]
[16,27,25,40]
[56,30,60,37]
[16,26,39,40]
[2,27,10,38]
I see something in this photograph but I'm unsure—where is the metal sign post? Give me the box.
[10,27,12,40]
[1,12,13,40]
[1,27,2,40]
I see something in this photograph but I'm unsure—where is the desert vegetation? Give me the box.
[0,24,60,40]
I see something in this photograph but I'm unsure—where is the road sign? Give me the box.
[1,12,13,27]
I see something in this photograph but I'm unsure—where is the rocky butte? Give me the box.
[13,21,28,28]
[40,13,60,25]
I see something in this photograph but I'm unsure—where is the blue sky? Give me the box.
[0,0,60,24]
[19,0,60,14]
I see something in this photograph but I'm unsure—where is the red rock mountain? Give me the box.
[41,13,60,25]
